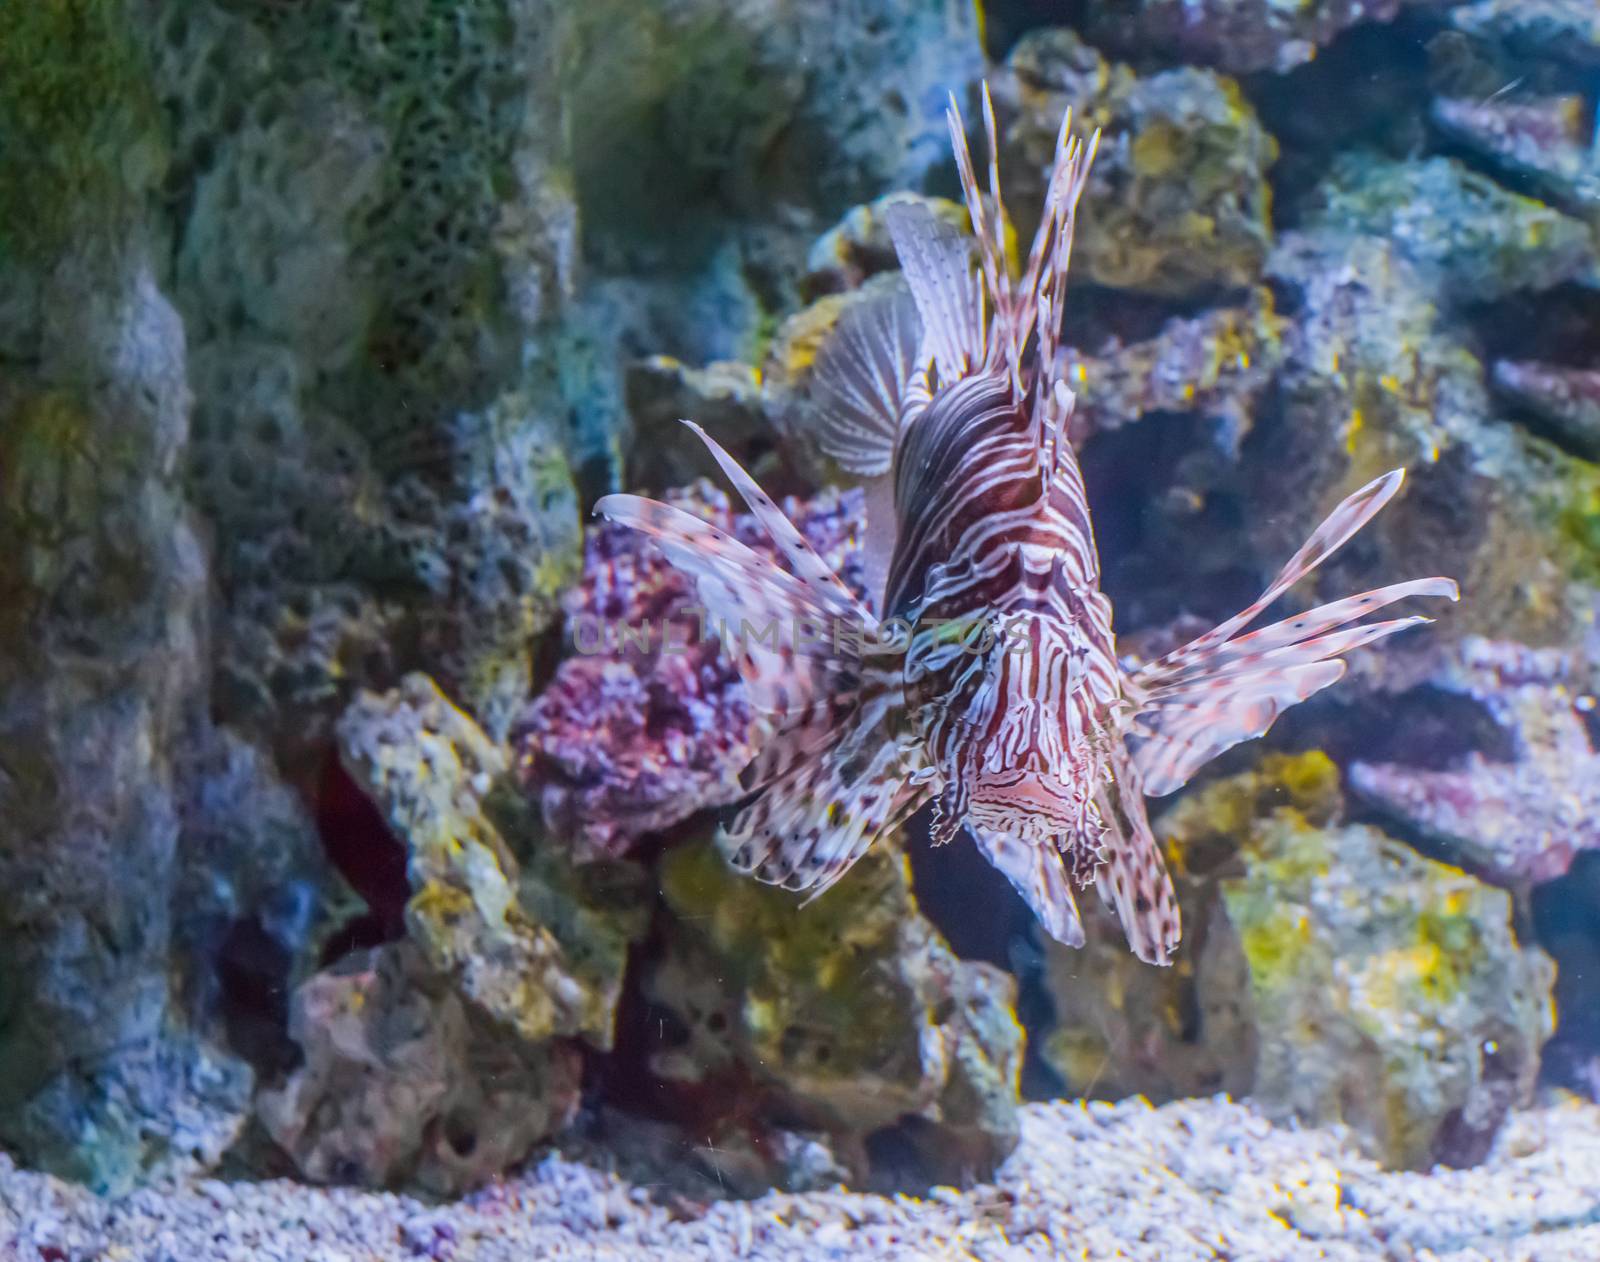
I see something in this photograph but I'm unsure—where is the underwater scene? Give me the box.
[5,0,1600,1258]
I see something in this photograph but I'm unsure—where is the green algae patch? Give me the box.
[658,840,920,1099]
[1156,749,1342,878]
[1044,751,1555,1169]
[1222,813,1553,1169]
[655,835,1024,1163]
[0,0,164,262]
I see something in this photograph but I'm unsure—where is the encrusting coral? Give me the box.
[514,482,867,861]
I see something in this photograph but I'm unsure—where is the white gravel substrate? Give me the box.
[3,1094,1600,1262]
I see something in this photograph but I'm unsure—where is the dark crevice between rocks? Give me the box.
[312,749,410,963]
[1080,411,1263,634]
[1246,13,1444,226]
[860,1114,993,1194]
[1426,129,1560,210]
[574,906,797,1204]
[1270,686,1513,772]
[1267,686,1517,879]
[905,805,1027,972]
[1533,854,1600,1101]
[1461,285,1600,369]
[1487,400,1600,469]
[979,0,1088,63]
[216,915,301,1082]
[1062,283,1250,351]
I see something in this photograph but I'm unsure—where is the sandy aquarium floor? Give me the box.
[3,1095,1600,1262]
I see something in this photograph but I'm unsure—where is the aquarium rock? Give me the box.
[1492,361,1600,461]
[623,357,770,493]
[158,0,585,756]
[1301,155,1593,305]
[0,241,258,1190]
[1434,94,1600,216]
[255,675,644,1190]
[996,29,1277,299]
[1350,638,1600,887]
[1066,288,1287,450]
[338,675,630,1046]
[1082,0,1434,74]
[651,839,1023,1188]
[1452,0,1600,67]
[257,940,584,1193]
[1042,753,1555,1170]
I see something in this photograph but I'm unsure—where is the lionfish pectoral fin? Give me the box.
[970,828,1086,949]
[1096,758,1181,966]
[1129,661,1348,798]
[883,198,985,384]
[1126,470,1459,796]
[722,720,930,899]
[594,493,845,716]
[679,420,870,622]
[803,277,922,479]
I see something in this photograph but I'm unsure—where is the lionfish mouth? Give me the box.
[968,771,1086,839]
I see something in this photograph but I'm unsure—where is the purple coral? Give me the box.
[514,481,865,861]
[1350,638,1600,886]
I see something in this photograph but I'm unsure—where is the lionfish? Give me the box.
[598,89,1458,965]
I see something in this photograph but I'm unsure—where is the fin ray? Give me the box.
[806,280,922,478]
[970,828,1086,948]
[884,199,984,384]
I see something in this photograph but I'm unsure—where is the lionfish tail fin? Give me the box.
[971,828,1086,948]
[1127,470,1459,796]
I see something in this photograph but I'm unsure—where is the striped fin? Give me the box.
[1127,470,1460,797]
[884,199,984,385]
[946,86,1012,354]
[944,85,1098,407]
[592,494,849,720]
[806,279,923,478]
[1130,661,1348,798]
[970,828,1086,948]
[680,421,871,626]
[1096,752,1181,966]
[720,694,929,899]
[600,451,926,901]
[1146,470,1409,674]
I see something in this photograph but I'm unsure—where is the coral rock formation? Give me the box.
[260,675,644,1190]
[996,30,1277,299]
[649,839,1024,1189]
[1041,754,1555,1170]
[1350,639,1600,888]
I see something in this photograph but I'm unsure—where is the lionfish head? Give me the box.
[941,614,1113,845]
[967,765,1098,843]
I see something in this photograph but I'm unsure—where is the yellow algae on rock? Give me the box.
[1041,753,1553,1169]
[654,835,1023,1186]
